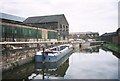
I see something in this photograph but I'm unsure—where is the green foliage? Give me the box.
[104,42,120,53]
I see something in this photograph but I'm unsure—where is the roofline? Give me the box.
[70,32,99,34]
[27,14,64,18]
[62,14,69,25]
[24,14,69,25]
[0,12,25,22]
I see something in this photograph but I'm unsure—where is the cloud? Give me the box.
[1,0,119,35]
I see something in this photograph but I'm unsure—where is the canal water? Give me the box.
[2,44,119,80]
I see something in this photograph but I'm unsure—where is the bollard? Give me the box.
[79,43,82,48]
[42,47,45,61]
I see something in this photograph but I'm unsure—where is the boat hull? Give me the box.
[35,45,73,62]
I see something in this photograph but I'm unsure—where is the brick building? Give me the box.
[100,28,120,45]
[23,14,69,40]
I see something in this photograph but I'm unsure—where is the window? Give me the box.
[60,24,62,29]
[14,30,17,34]
[63,25,65,31]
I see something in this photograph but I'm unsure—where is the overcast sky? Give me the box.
[1,0,119,35]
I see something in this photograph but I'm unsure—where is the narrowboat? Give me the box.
[35,44,73,62]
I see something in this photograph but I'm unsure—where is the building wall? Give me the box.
[42,29,47,41]
[112,36,120,45]
[34,22,69,40]
[101,36,112,43]
[101,35,120,45]
[31,22,58,30]
[112,29,120,45]
[0,22,58,42]
[100,28,120,45]
[58,23,69,40]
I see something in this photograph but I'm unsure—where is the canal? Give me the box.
[2,44,119,80]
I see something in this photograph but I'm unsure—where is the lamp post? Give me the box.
[37,26,38,42]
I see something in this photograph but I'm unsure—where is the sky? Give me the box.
[1,0,119,35]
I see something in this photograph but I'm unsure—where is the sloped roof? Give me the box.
[116,28,120,33]
[100,32,116,37]
[0,12,25,22]
[23,14,69,25]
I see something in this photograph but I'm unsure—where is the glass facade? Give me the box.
[48,31,58,39]
[1,23,57,42]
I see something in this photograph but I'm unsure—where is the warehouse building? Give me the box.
[100,28,120,45]
[23,14,69,40]
[0,13,58,42]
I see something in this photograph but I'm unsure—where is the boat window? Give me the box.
[60,46,67,50]
[51,48,57,51]
[65,46,68,48]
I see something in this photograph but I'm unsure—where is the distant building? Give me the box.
[100,28,120,45]
[69,32,99,40]
[23,14,69,40]
[100,32,116,43]
[112,28,120,44]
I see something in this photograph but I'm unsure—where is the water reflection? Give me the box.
[32,59,69,79]
[112,52,120,59]
[2,61,35,79]
[28,51,72,80]
[73,44,100,53]
[79,47,99,53]
[64,45,118,79]
[102,47,120,59]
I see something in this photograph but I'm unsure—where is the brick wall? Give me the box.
[112,36,120,45]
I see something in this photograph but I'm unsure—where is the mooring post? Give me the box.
[37,43,40,51]
[42,63,45,80]
[79,43,82,48]
[42,45,45,79]
[42,47,45,62]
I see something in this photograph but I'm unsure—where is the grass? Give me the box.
[103,42,120,53]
